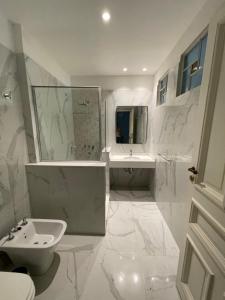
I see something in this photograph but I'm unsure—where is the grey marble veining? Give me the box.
[0,43,30,237]
[34,191,180,300]
[26,164,106,235]
[155,155,193,248]
[151,63,202,248]
[72,87,102,160]
[33,235,102,300]
[151,86,200,156]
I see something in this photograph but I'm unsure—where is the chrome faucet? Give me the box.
[11,226,19,233]
[130,149,133,157]
[70,145,77,153]
[8,231,14,241]
[21,217,28,226]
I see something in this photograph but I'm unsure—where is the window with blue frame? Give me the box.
[179,33,208,95]
[157,73,168,105]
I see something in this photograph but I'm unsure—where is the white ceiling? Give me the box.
[0,0,208,75]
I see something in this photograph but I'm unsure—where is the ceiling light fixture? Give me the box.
[123,67,128,72]
[142,67,147,72]
[102,10,111,23]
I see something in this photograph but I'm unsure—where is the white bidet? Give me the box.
[0,218,67,275]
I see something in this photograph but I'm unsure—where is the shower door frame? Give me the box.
[32,85,103,162]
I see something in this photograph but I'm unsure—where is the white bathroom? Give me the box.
[0,1,224,299]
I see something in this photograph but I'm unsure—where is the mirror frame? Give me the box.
[115,105,148,145]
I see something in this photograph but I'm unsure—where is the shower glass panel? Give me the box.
[32,86,103,161]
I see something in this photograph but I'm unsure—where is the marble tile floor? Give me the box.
[109,190,154,202]
[34,191,180,300]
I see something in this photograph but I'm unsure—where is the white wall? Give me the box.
[152,0,225,101]
[72,75,153,90]
[0,11,15,51]
[13,23,71,86]
[0,15,71,104]
[72,75,154,154]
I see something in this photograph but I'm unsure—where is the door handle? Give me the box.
[188,166,199,183]
[188,166,199,175]
[189,175,195,183]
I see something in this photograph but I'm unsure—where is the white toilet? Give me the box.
[0,272,35,299]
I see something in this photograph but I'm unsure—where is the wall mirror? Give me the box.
[116,106,148,144]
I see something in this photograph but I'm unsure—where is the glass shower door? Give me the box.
[32,86,102,161]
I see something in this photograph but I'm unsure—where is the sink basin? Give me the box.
[109,154,156,168]
[0,218,67,275]
[124,156,141,160]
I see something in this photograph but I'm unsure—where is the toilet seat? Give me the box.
[0,272,35,300]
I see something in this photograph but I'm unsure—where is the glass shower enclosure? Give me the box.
[32,86,104,161]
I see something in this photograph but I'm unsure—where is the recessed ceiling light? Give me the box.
[123,67,128,72]
[142,67,147,72]
[102,10,111,23]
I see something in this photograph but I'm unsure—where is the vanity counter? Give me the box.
[109,154,156,168]
[26,161,106,167]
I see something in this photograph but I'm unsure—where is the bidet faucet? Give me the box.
[8,231,14,241]
[130,149,133,157]
[21,217,28,226]
[11,225,19,233]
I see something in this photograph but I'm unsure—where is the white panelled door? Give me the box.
[177,13,225,300]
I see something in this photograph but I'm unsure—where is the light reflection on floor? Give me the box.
[34,191,180,300]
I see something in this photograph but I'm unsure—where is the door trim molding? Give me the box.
[190,197,225,238]
[196,22,225,185]
[180,234,214,300]
[195,184,224,210]
[190,223,225,276]
[189,197,225,275]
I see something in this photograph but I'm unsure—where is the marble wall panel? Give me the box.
[155,156,193,248]
[151,64,202,248]
[16,53,39,163]
[26,164,106,235]
[0,44,30,237]
[151,85,200,156]
[72,88,101,160]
